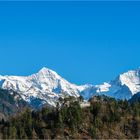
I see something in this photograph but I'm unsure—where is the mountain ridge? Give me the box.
[0,67,140,108]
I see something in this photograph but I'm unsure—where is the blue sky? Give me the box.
[0,1,140,85]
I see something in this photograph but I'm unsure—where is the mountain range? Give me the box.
[0,67,140,108]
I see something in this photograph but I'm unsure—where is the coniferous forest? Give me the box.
[0,95,140,139]
[1,0,140,139]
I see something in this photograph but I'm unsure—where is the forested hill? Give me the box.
[0,96,140,139]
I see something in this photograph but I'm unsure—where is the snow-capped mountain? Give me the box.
[0,67,85,107]
[81,67,140,100]
[0,67,140,108]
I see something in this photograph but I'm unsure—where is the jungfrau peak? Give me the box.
[0,67,140,108]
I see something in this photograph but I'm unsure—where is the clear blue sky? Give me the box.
[0,1,140,85]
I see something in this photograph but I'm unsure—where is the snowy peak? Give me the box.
[38,67,61,79]
[0,67,81,107]
[80,68,140,101]
[39,67,50,73]
[32,67,80,96]
[118,68,140,95]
